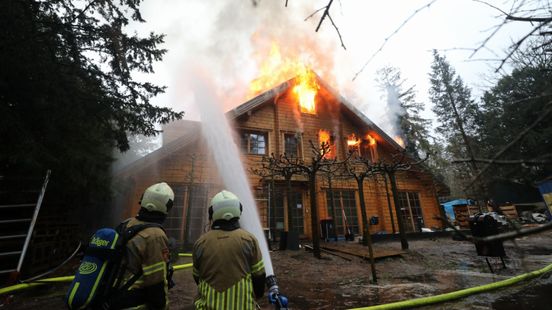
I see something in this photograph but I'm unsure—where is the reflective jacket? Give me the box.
[192,227,264,310]
[112,217,170,310]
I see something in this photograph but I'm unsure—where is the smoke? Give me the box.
[384,84,406,139]
[138,1,397,135]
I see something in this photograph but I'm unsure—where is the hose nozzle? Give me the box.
[266,275,288,309]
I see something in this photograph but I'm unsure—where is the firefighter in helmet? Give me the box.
[192,190,266,309]
[109,182,175,309]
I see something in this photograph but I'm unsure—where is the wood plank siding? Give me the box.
[113,77,447,246]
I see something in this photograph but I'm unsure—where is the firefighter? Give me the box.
[192,190,265,309]
[108,182,175,310]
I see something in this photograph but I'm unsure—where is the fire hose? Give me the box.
[349,261,552,310]
[0,262,193,296]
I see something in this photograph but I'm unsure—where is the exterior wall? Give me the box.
[116,86,444,245]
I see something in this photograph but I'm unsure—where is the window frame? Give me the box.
[283,132,301,158]
[240,130,268,155]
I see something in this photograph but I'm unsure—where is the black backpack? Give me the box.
[65,220,163,309]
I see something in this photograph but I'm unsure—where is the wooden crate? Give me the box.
[499,205,518,219]
[453,205,481,228]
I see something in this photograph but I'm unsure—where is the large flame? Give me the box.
[293,69,318,114]
[247,42,318,114]
[394,136,405,148]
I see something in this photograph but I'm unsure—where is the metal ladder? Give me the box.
[0,170,51,277]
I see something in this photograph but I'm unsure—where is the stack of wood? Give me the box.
[453,205,481,228]
[499,205,518,219]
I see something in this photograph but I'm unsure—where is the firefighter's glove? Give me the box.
[268,290,288,309]
[167,263,175,289]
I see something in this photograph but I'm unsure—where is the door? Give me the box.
[397,191,424,232]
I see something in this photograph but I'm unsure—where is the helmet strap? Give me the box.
[211,218,240,231]
[137,208,167,224]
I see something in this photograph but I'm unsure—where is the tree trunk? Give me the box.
[356,176,368,246]
[309,172,321,258]
[356,175,377,282]
[383,173,396,234]
[388,171,409,250]
[327,174,338,241]
[285,174,294,232]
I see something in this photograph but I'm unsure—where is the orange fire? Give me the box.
[247,42,319,114]
[319,129,332,158]
[366,134,376,146]
[347,133,360,147]
[394,136,405,148]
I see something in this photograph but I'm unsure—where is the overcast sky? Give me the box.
[133,0,532,137]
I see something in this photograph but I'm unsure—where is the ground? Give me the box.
[2,230,552,309]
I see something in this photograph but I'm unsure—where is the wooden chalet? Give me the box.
[113,73,448,248]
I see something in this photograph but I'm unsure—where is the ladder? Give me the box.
[0,170,51,277]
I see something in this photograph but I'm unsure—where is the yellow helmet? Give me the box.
[209,190,242,221]
[140,182,175,215]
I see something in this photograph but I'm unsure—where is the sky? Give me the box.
[132,0,533,138]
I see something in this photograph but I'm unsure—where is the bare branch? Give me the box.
[472,0,508,16]
[315,0,334,32]
[327,13,346,50]
[304,6,325,21]
[452,155,552,165]
[465,100,552,190]
[353,0,438,81]
[496,20,552,72]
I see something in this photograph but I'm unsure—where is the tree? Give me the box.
[429,50,482,196]
[475,39,552,185]
[0,1,182,219]
[376,66,432,156]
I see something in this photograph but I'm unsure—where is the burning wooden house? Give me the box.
[113,71,448,248]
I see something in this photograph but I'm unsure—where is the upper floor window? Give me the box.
[241,131,267,155]
[284,133,300,158]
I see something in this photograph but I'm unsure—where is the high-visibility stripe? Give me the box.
[143,265,165,276]
[143,261,165,272]
[227,284,233,310]
[84,262,108,307]
[251,259,264,273]
[195,275,258,309]
[67,282,80,308]
[110,233,119,249]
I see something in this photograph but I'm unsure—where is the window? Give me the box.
[241,131,267,155]
[397,191,424,232]
[360,140,378,162]
[326,190,359,235]
[284,134,299,158]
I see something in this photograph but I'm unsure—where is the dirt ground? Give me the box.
[3,229,552,309]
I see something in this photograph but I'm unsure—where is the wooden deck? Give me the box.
[320,243,406,260]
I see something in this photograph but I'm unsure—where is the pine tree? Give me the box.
[0,1,182,217]
[477,40,552,184]
[376,66,431,156]
[428,50,481,196]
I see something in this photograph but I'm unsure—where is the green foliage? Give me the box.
[0,1,182,207]
[428,50,482,196]
[477,42,552,183]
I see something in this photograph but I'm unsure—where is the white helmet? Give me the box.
[140,182,175,215]
[209,190,242,221]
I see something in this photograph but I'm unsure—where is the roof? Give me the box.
[116,72,449,193]
[114,120,202,177]
[228,73,404,151]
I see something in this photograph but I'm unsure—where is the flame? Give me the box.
[293,69,318,114]
[319,129,332,158]
[366,134,376,146]
[347,133,360,147]
[247,42,319,114]
[394,136,405,147]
